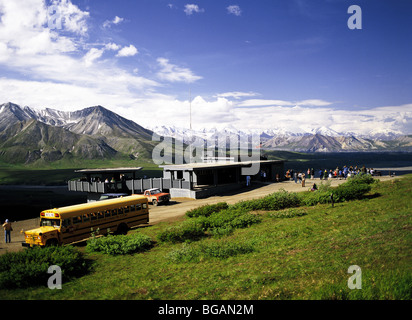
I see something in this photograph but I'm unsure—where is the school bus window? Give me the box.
[130,205,136,212]
[62,218,71,227]
[73,216,82,224]
[41,218,60,227]
[111,209,117,216]
[98,211,104,219]
[136,203,142,211]
[91,212,97,221]
[124,206,130,214]
[118,207,124,215]
[105,210,111,218]
[83,213,90,223]
[143,203,147,209]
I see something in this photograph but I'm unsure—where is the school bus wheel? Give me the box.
[116,223,128,235]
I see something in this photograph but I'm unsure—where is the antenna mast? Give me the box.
[189,88,192,130]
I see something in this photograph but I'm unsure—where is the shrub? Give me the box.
[160,208,262,243]
[185,202,229,218]
[347,174,377,185]
[201,208,262,231]
[202,208,248,229]
[86,233,152,255]
[300,177,373,206]
[157,220,206,243]
[333,182,371,202]
[0,246,90,289]
[231,189,301,211]
[268,208,308,218]
[300,190,331,206]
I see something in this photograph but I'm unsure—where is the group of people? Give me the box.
[318,165,377,180]
[285,165,376,183]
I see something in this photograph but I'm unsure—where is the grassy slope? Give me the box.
[2,175,411,300]
[0,159,162,185]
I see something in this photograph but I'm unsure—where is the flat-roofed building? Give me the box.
[160,160,284,198]
[67,160,285,200]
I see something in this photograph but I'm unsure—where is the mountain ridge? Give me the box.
[0,102,156,164]
[1,102,411,166]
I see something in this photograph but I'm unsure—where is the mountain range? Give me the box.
[148,125,412,153]
[1,102,411,165]
[0,102,155,164]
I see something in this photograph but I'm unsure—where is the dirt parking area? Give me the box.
[0,175,397,255]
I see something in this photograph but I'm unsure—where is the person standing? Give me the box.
[2,219,12,243]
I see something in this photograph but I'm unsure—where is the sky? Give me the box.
[0,0,411,135]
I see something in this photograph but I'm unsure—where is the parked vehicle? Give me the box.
[22,195,149,247]
[143,188,170,206]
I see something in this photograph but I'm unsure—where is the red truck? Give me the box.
[143,188,170,206]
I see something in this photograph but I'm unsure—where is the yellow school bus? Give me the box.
[22,195,149,247]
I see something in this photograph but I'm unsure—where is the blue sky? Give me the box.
[0,0,411,135]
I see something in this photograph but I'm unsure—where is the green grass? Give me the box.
[0,160,162,185]
[1,175,411,300]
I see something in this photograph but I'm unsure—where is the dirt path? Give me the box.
[0,175,397,255]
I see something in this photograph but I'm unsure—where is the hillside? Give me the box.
[1,175,410,300]
[0,102,156,165]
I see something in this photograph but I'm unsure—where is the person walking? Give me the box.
[2,219,12,243]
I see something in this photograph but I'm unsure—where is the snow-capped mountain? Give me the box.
[148,124,411,152]
[1,102,411,166]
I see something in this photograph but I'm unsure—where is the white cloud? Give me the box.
[238,99,295,107]
[51,0,89,35]
[0,1,409,137]
[217,92,258,99]
[0,0,83,56]
[184,4,204,15]
[296,99,333,107]
[83,48,104,67]
[156,57,202,83]
[237,99,332,108]
[116,44,138,57]
[227,5,242,16]
[103,15,124,28]
[105,42,120,51]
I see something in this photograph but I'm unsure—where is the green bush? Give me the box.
[200,208,262,230]
[185,202,229,218]
[300,177,373,206]
[157,220,206,243]
[347,174,377,185]
[333,182,371,202]
[159,207,262,243]
[86,233,152,255]
[231,189,301,211]
[268,208,308,218]
[0,246,90,289]
[300,190,331,206]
